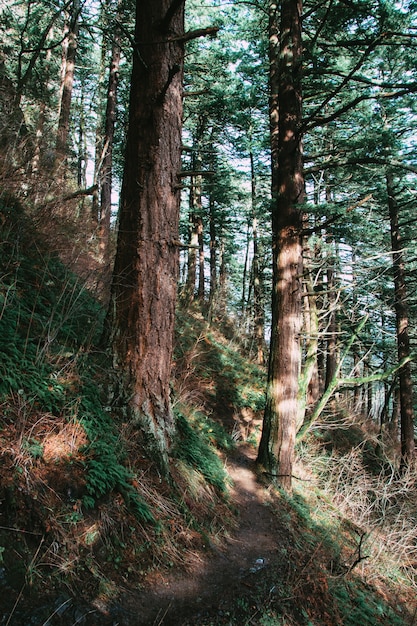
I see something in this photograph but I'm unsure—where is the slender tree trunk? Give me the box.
[99,7,122,261]
[185,208,198,301]
[185,138,204,302]
[55,0,80,174]
[218,237,227,317]
[366,363,373,418]
[252,216,265,366]
[32,104,45,175]
[241,219,251,320]
[197,216,205,300]
[249,150,265,365]
[298,241,319,428]
[77,93,87,189]
[92,23,109,223]
[257,0,304,491]
[106,0,185,469]
[208,193,217,309]
[386,170,415,469]
[324,257,337,390]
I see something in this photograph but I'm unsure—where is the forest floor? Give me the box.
[117,443,291,625]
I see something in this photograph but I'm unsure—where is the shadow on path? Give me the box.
[116,446,286,625]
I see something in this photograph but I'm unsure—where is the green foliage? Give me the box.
[330,579,405,626]
[76,373,155,523]
[21,437,44,459]
[205,333,266,412]
[173,408,230,493]
[0,205,104,412]
[0,204,153,524]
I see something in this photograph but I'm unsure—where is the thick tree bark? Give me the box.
[257,0,304,491]
[386,170,415,469]
[107,0,185,468]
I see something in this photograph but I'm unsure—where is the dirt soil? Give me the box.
[114,445,290,625]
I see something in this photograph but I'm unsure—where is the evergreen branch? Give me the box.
[305,157,417,176]
[306,69,417,92]
[303,0,333,22]
[17,0,74,93]
[301,195,373,235]
[178,170,215,177]
[304,84,417,131]
[306,0,334,47]
[301,33,387,132]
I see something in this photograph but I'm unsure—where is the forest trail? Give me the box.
[117,446,287,625]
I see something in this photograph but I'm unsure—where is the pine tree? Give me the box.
[106,0,186,470]
[257,0,304,491]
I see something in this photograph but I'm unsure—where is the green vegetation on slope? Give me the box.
[0,197,416,624]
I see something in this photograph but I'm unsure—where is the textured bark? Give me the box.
[386,170,415,469]
[257,0,304,491]
[107,0,185,465]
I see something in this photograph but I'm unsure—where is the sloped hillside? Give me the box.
[0,196,416,625]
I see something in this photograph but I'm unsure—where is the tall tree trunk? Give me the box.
[324,255,338,390]
[76,92,87,189]
[106,0,185,470]
[92,23,109,223]
[386,170,415,469]
[298,240,319,429]
[218,237,227,318]
[55,0,80,175]
[250,150,265,365]
[197,215,205,300]
[99,6,122,261]
[257,0,304,491]
[241,219,251,320]
[185,208,198,301]
[252,217,265,366]
[208,192,217,310]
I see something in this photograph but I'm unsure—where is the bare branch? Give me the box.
[167,26,220,44]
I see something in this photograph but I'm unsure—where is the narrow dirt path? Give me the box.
[116,446,286,625]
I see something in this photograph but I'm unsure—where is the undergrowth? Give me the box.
[2,197,416,625]
[0,197,236,620]
[173,406,232,493]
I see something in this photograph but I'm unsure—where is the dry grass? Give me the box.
[298,426,417,602]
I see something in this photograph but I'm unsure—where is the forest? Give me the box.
[1,0,417,623]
